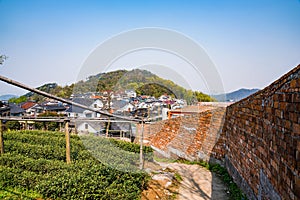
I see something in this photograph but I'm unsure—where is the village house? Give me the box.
[40,101,67,115]
[66,97,103,118]
[124,89,137,98]
[112,100,135,114]
[19,101,38,116]
[76,121,105,135]
[9,103,25,116]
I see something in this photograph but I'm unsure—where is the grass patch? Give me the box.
[209,164,247,200]
[174,172,183,182]
[153,155,176,163]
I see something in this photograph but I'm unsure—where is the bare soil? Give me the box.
[142,161,229,200]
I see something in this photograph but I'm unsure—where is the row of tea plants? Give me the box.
[0,130,152,199]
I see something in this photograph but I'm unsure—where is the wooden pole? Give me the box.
[59,122,62,132]
[158,106,161,118]
[42,122,46,131]
[65,120,71,164]
[74,122,78,134]
[129,123,132,142]
[106,120,110,138]
[139,121,144,170]
[0,120,4,155]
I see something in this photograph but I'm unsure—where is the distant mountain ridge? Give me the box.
[0,94,18,101]
[212,88,260,102]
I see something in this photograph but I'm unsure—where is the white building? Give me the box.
[66,98,103,118]
[125,90,137,98]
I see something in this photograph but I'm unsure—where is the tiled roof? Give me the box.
[112,100,128,109]
[20,102,37,110]
[66,98,95,113]
[43,105,67,111]
[9,103,25,114]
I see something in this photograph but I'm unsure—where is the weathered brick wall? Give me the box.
[223,65,300,200]
[136,107,227,163]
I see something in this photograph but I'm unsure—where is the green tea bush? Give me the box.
[0,130,151,199]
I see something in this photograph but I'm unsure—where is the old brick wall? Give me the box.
[223,65,300,200]
[136,107,227,163]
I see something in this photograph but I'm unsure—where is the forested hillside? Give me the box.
[9,69,215,103]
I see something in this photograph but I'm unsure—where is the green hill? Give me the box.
[9,69,215,104]
[74,69,215,103]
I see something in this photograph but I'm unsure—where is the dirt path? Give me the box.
[157,162,229,200]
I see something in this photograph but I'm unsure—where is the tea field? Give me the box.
[0,130,152,199]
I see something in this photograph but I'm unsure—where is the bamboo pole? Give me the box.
[65,120,71,164]
[0,120,4,155]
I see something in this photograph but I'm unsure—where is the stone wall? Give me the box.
[223,65,300,200]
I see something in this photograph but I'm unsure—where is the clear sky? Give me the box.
[0,0,299,96]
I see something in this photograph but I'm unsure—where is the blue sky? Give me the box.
[0,0,299,95]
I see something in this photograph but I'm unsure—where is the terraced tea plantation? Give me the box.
[0,130,152,199]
